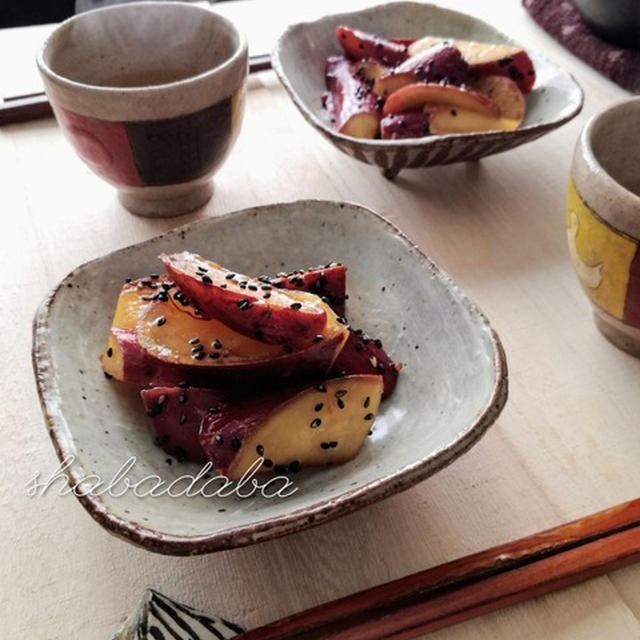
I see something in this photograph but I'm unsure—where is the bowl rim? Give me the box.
[270,0,584,149]
[36,1,248,96]
[32,200,508,555]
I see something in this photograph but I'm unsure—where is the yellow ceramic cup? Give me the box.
[568,97,640,356]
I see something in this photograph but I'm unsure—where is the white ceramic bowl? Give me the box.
[33,201,507,554]
[272,1,583,178]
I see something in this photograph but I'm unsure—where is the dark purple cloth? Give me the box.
[523,0,640,93]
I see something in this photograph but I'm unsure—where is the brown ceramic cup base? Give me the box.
[593,307,640,358]
[118,179,214,218]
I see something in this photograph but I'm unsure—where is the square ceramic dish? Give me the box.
[32,201,507,555]
[271,1,584,178]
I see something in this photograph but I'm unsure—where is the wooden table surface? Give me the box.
[1,1,639,638]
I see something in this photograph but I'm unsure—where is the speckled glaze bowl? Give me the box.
[568,97,640,357]
[37,2,247,217]
[32,200,508,555]
[272,1,583,179]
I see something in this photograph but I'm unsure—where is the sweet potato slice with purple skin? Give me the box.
[330,328,401,400]
[100,278,348,386]
[268,262,347,317]
[383,82,500,117]
[160,252,327,347]
[136,294,348,381]
[409,37,536,93]
[324,56,381,139]
[373,44,468,97]
[141,386,224,463]
[200,375,383,479]
[380,111,430,139]
[336,25,409,66]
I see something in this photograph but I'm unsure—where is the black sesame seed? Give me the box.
[156,316,166,326]
[225,273,235,280]
[263,458,273,468]
[157,394,167,406]
[178,380,188,388]
[263,292,271,299]
[179,391,187,404]
[355,341,365,352]
[313,334,324,343]
[315,384,327,393]
[377,362,386,374]
[321,442,331,450]
[290,302,302,310]
[231,436,241,451]
[310,418,322,428]
[237,299,252,310]
[191,344,204,353]
[201,275,213,284]
[104,372,113,380]
[374,339,383,348]
[335,389,347,398]
[209,405,221,414]
[166,458,173,465]
[256,444,264,455]
[248,284,258,291]
[193,351,205,360]
[125,278,132,283]
[214,434,224,445]
[213,339,223,350]
[329,441,338,448]
[364,413,375,420]
[188,337,200,345]
[209,351,220,359]
[106,347,113,358]
[314,403,324,412]
[336,316,348,325]
[289,460,301,473]
[179,414,187,425]
[337,398,345,409]
[364,396,371,408]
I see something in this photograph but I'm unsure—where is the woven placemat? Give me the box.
[523,0,640,93]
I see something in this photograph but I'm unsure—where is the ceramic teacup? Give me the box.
[568,97,640,356]
[37,2,247,217]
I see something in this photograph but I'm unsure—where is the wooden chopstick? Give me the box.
[0,54,272,126]
[236,498,640,640]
